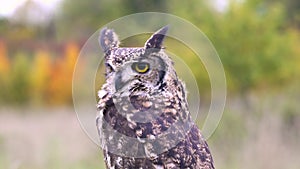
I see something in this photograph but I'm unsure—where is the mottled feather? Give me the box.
[97,26,215,169]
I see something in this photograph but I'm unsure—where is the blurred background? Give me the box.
[0,0,299,168]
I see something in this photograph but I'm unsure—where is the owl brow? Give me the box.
[151,56,166,84]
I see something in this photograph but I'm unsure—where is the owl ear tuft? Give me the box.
[144,26,169,49]
[99,28,120,53]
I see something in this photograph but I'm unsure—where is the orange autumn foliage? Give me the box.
[47,42,79,105]
[0,40,10,75]
[31,49,52,104]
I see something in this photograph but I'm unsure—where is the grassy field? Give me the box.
[0,93,299,169]
[0,108,105,169]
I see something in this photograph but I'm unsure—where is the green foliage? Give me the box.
[0,18,9,36]
[0,0,299,103]
[208,2,293,92]
[58,0,299,94]
[56,0,124,40]
[9,53,31,105]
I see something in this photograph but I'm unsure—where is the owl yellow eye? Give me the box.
[132,62,150,74]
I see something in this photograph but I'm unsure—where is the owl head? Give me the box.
[98,27,191,146]
[99,26,179,97]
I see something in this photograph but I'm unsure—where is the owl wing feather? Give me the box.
[97,98,214,169]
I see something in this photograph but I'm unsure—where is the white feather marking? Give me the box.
[98,90,107,98]
[137,137,146,143]
[117,143,122,149]
[116,157,122,166]
[106,154,115,169]
[154,165,164,169]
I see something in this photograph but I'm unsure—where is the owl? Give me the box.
[96,26,215,169]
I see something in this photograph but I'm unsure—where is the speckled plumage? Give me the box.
[96,26,215,169]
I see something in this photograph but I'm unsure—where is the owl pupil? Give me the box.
[132,62,149,73]
[137,63,146,69]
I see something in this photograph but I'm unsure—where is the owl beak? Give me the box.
[114,71,133,92]
[115,77,125,91]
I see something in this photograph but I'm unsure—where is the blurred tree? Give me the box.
[0,0,298,106]
[0,18,9,38]
[10,53,31,105]
[0,40,10,104]
[48,42,79,105]
[285,0,300,27]
[11,0,51,26]
[0,40,10,74]
[30,49,52,105]
[121,0,167,13]
[205,1,298,94]
[56,0,124,41]
[5,0,55,43]
[265,0,300,27]
[55,0,300,95]
[56,0,170,41]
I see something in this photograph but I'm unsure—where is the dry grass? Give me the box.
[212,93,300,169]
[0,107,105,169]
